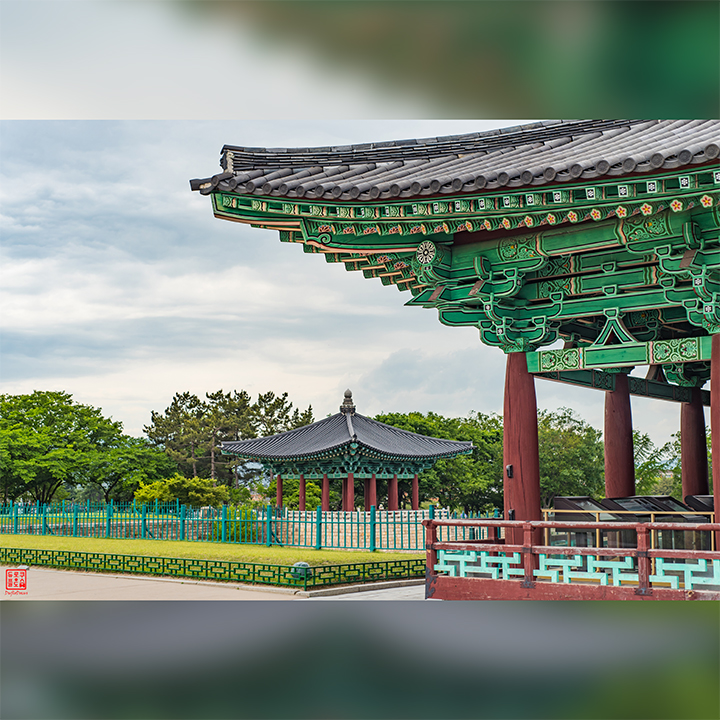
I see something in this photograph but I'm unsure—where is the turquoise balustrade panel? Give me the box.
[435,550,523,579]
[650,558,720,590]
[534,554,639,585]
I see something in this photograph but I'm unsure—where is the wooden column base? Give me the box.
[604,372,635,498]
[276,475,283,509]
[298,474,306,512]
[321,474,329,511]
[345,473,355,511]
[388,475,399,511]
[681,386,709,498]
[503,352,542,544]
[369,474,377,509]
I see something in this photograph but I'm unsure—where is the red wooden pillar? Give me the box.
[411,473,419,510]
[276,474,283,508]
[711,334,720,547]
[681,386,709,498]
[503,352,542,545]
[346,473,355,511]
[321,473,329,511]
[604,372,635,498]
[369,473,377,508]
[389,473,399,511]
[299,474,306,511]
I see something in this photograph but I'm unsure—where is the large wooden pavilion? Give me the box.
[192,120,720,533]
[221,390,473,511]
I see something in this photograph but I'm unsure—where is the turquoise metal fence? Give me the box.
[0,547,425,590]
[0,501,499,552]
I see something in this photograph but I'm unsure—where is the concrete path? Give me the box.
[1,565,427,601]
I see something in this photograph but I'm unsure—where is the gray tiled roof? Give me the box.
[221,412,473,461]
[191,120,720,202]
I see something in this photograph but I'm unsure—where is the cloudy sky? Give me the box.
[0,0,700,445]
[0,120,687,444]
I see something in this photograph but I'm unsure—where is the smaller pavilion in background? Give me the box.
[221,390,473,511]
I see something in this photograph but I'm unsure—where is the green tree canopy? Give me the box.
[144,389,314,488]
[373,411,504,513]
[83,436,177,503]
[537,408,605,507]
[134,473,229,508]
[376,407,621,511]
[0,391,148,504]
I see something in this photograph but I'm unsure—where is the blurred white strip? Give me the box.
[0,0,433,118]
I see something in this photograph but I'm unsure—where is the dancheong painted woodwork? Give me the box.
[220,390,472,481]
[191,120,720,374]
[193,120,720,598]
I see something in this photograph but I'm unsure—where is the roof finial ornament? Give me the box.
[340,389,356,415]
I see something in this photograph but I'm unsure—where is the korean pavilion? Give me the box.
[221,389,472,511]
[192,119,720,525]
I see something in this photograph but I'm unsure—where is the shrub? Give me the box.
[134,473,229,508]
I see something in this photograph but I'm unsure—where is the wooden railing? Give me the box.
[422,518,720,601]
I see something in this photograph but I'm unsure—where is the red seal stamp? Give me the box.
[5,567,28,595]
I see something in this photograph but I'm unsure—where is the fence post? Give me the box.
[266,504,272,546]
[369,505,377,552]
[176,498,180,516]
[73,506,78,537]
[221,504,227,543]
[636,525,651,596]
[106,503,112,538]
[424,516,438,595]
[313,505,321,550]
[155,498,158,516]
[133,498,137,515]
[13,502,18,534]
[522,523,536,587]
[141,503,146,539]
[180,504,186,541]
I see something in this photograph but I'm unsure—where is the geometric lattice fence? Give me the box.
[0,546,425,591]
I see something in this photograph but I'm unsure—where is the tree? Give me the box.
[83,436,177,503]
[377,408,611,512]
[204,390,254,481]
[537,408,605,506]
[633,430,670,495]
[144,392,208,478]
[251,391,314,437]
[373,411,504,513]
[134,473,230,507]
[144,389,314,490]
[0,391,125,504]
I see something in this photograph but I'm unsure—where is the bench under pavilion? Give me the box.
[193,119,720,534]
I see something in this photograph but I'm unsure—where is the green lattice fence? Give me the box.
[0,502,499,551]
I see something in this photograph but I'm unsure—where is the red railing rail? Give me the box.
[422,518,720,594]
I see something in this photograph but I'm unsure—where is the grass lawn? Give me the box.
[0,534,423,566]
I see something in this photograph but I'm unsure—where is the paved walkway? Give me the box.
[1,565,426,601]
